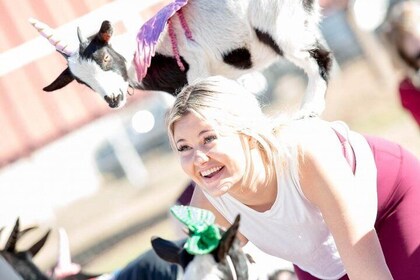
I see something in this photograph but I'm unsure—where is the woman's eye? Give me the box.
[204,135,217,144]
[177,145,190,152]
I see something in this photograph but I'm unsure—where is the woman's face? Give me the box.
[173,112,248,197]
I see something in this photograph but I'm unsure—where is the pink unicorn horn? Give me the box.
[52,228,81,278]
[28,17,75,57]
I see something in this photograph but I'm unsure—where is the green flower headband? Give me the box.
[170,205,221,255]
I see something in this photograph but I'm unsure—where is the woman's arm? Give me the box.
[298,124,393,280]
[190,187,249,245]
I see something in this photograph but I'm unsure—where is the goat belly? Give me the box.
[140,53,189,94]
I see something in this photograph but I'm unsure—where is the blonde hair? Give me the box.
[166,75,289,187]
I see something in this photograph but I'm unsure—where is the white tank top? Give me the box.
[203,120,377,279]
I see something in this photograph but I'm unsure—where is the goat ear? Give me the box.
[217,215,240,261]
[97,20,113,43]
[28,229,50,257]
[5,218,20,252]
[18,226,37,239]
[77,27,87,44]
[151,236,182,265]
[43,67,75,92]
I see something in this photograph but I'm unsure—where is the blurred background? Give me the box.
[0,0,419,276]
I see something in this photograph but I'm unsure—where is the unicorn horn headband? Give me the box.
[28,17,75,57]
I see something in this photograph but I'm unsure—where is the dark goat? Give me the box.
[0,218,51,280]
[0,218,99,280]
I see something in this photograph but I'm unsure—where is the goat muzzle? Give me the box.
[104,94,123,108]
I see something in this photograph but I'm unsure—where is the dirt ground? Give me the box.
[32,56,420,275]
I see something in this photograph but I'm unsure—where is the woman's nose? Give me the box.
[194,149,209,165]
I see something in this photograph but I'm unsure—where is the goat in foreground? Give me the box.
[152,205,295,280]
[1,218,51,280]
[30,0,332,116]
[0,218,100,280]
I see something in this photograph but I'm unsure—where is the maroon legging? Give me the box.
[294,136,420,280]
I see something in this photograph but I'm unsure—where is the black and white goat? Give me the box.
[30,0,332,116]
[1,218,51,280]
[152,215,294,280]
[0,218,100,280]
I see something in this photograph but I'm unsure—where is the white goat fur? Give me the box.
[183,254,270,280]
[183,255,226,280]
[144,0,329,115]
[35,0,331,114]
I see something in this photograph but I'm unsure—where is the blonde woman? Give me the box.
[166,75,420,279]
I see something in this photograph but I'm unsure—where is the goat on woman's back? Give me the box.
[30,0,332,116]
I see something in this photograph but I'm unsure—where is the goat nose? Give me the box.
[104,95,120,108]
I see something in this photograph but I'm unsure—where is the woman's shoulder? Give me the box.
[281,117,334,138]
[280,118,343,154]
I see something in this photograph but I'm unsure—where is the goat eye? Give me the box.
[103,54,111,63]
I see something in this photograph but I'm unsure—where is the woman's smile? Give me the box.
[200,166,224,178]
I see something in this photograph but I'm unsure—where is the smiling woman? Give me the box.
[167,76,280,201]
[164,75,420,279]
